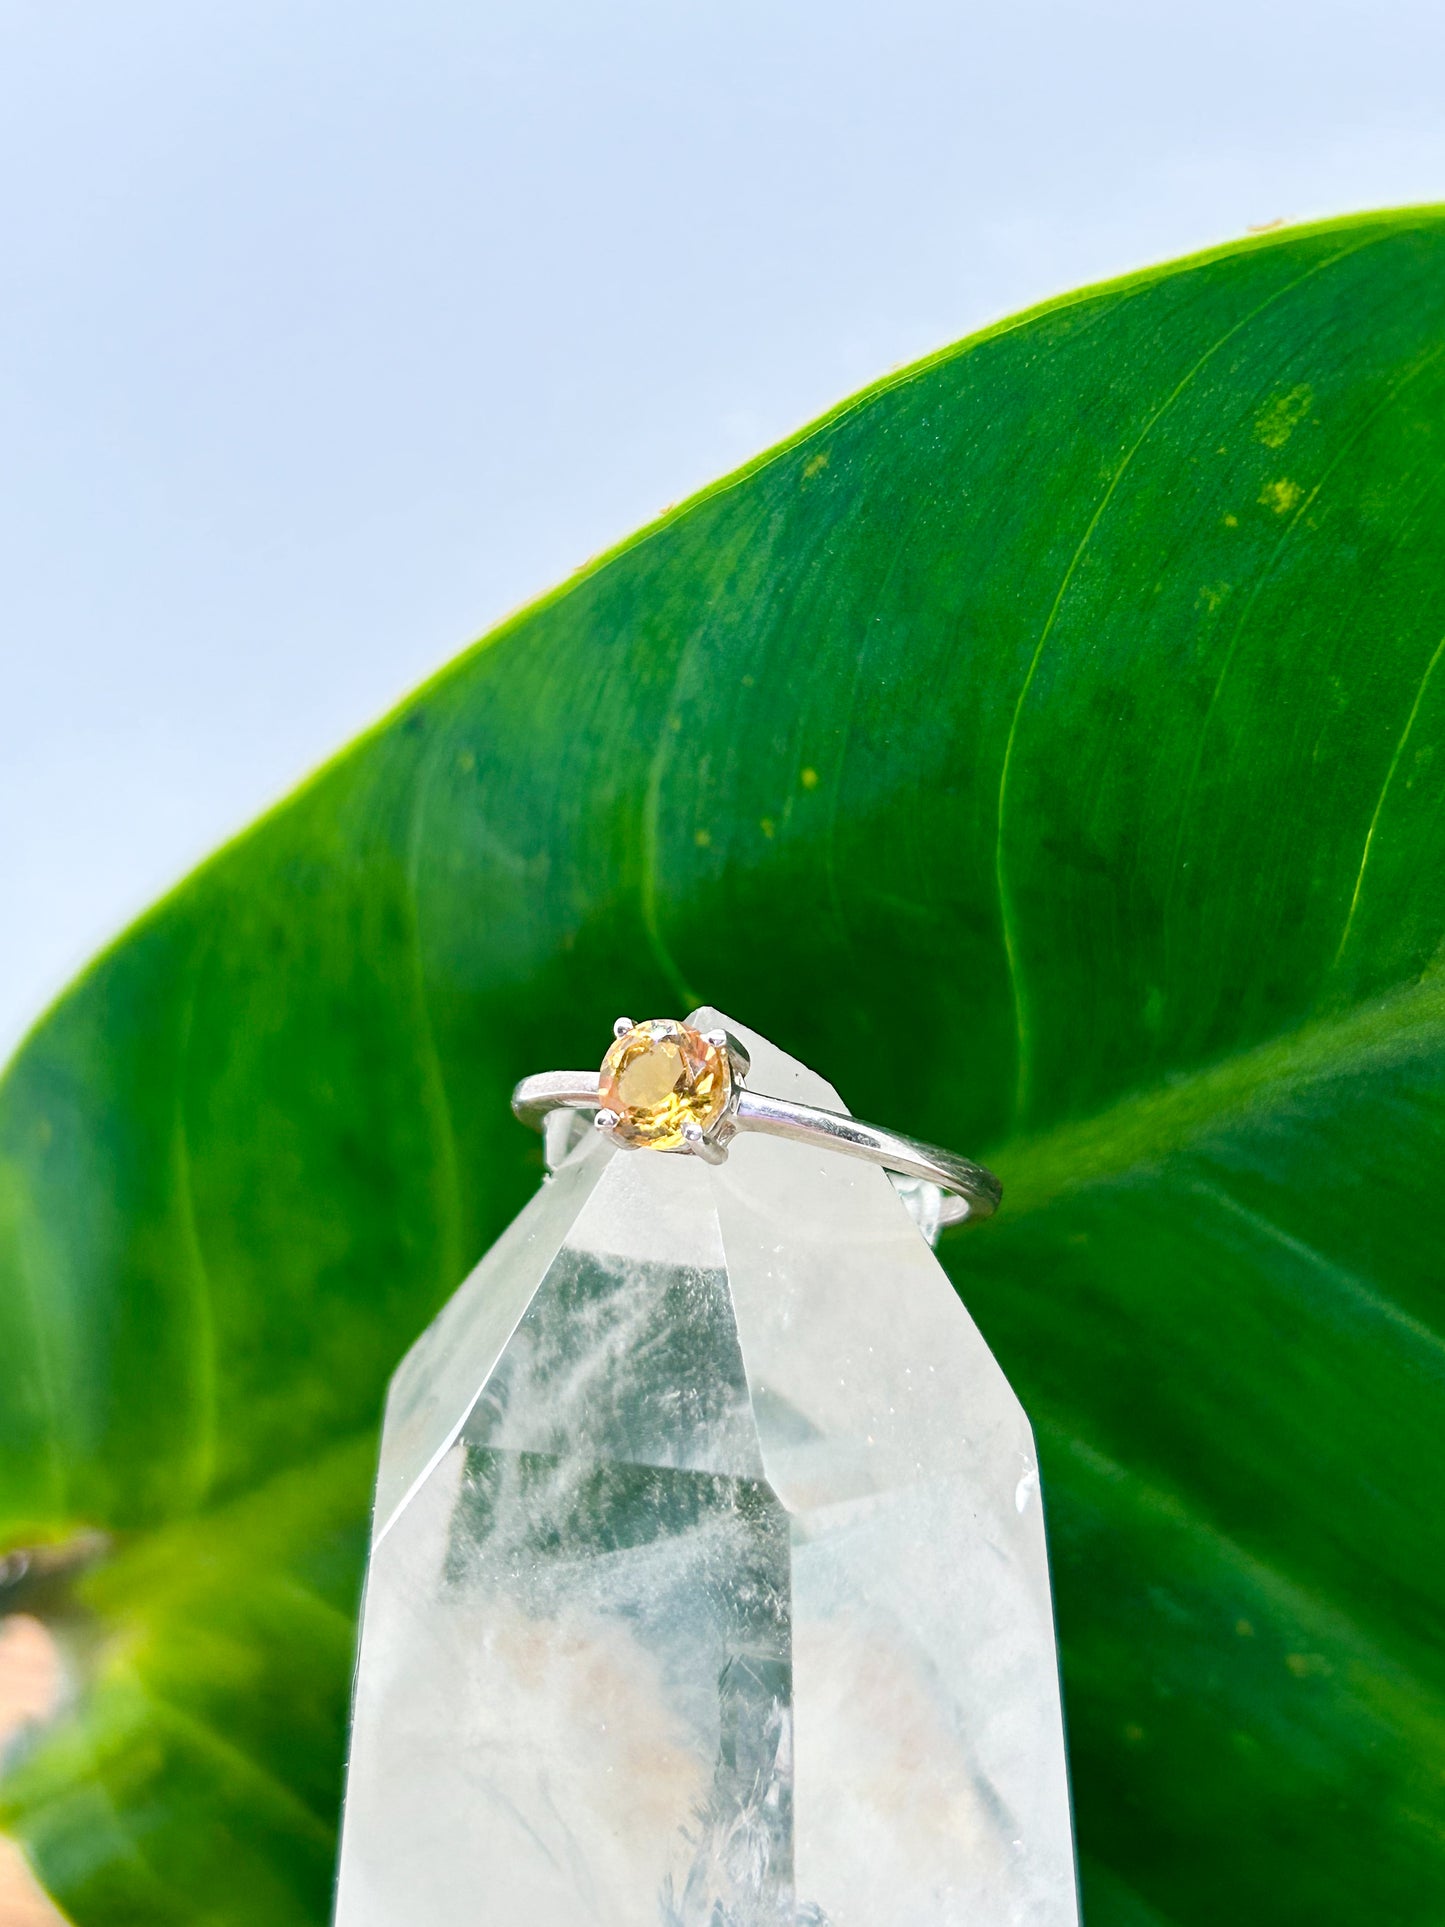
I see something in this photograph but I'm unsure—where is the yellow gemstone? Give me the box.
[598,1019,730,1151]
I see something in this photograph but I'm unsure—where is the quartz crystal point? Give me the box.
[334,1013,1078,1926]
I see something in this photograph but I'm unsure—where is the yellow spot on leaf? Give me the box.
[1196,582,1231,614]
[458,748,476,773]
[803,451,830,479]
[1223,512,1238,528]
[1259,477,1302,515]
[1255,384,1313,449]
[1285,1652,1331,1679]
[1122,1723,1146,1747]
[759,817,775,839]
[694,828,711,849]
[800,766,820,790]
[1236,1618,1255,1638]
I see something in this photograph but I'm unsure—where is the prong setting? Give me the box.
[684,1009,751,1084]
[596,1016,733,1153]
[511,1013,1000,1221]
[613,1015,635,1040]
[681,1118,729,1165]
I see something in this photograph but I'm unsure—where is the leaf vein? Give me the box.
[137,1687,337,1842]
[172,940,219,1510]
[405,746,465,1295]
[1188,1177,1445,1364]
[1331,629,1445,972]
[993,235,1384,1125]
[1163,330,1445,970]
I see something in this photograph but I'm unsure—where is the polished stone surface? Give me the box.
[335,1015,1078,1926]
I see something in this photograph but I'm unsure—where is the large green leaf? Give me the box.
[4,206,1445,1924]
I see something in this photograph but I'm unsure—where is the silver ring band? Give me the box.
[511,1069,1002,1226]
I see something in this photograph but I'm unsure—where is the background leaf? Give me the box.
[5,207,1445,1924]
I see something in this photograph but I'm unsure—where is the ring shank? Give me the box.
[511,1071,604,1131]
[731,1090,1000,1223]
[511,1071,1000,1225]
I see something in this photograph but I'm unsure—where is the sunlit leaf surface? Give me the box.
[4,208,1445,1923]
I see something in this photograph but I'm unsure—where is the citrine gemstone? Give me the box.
[598,1018,730,1150]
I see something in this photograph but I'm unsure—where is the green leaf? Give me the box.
[5,205,1445,1924]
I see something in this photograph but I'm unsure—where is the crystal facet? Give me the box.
[335,1014,1078,1926]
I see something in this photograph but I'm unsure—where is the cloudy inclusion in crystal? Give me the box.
[334,1014,1078,1927]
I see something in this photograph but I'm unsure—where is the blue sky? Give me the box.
[3,0,1444,1054]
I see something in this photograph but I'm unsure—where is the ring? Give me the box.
[511,1012,1001,1228]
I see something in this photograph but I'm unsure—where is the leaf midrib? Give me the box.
[986,973,1445,1218]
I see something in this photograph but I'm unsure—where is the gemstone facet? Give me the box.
[598,1017,731,1150]
[335,1012,1078,1927]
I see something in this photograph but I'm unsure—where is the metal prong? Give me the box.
[594,1107,622,1136]
[703,1028,727,1049]
[682,1119,729,1166]
[613,1016,635,1039]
